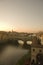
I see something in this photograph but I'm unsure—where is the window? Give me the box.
[33,49,35,52]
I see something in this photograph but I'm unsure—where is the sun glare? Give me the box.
[0,22,11,31]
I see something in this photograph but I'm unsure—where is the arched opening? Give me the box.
[27,41,32,45]
[18,40,24,46]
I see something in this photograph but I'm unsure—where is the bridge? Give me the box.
[11,36,32,45]
[13,36,32,41]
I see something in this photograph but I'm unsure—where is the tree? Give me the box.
[7,39,19,47]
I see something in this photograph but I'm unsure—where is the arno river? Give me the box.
[0,45,28,65]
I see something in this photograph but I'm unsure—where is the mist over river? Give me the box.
[0,45,28,65]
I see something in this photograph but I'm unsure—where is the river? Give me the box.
[0,45,28,65]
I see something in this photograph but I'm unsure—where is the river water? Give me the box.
[0,45,28,65]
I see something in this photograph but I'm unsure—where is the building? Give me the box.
[39,34,43,45]
[37,32,43,45]
[31,38,43,64]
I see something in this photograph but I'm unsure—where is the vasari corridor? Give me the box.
[0,0,43,65]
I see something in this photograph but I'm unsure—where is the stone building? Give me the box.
[31,43,43,62]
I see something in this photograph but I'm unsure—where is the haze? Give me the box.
[0,0,43,33]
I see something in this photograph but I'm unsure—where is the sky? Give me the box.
[0,0,43,33]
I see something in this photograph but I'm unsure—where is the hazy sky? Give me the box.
[0,0,43,32]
